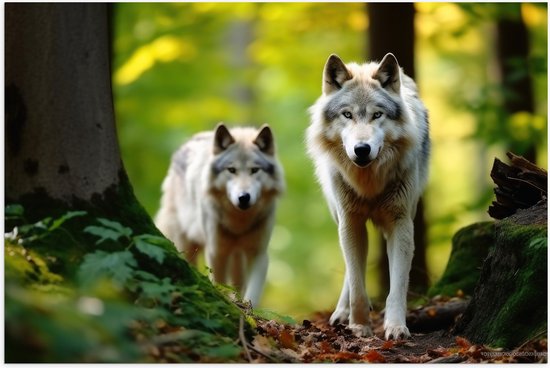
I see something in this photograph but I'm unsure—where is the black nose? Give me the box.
[354,143,371,159]
[238,193,251,209]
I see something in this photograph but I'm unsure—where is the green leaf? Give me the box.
[5,204,24,217]
[97,218,133,238]
[84,226,127,244]
[252,308,296,325]
[84,219,133,244]
[49,211,87,232]
[133,235,167,264]
[139,277,177,305]
[133,270,160,282]
[34,217,52,230]
[78,250,137,287]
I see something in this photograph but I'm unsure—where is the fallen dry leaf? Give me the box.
[455,336,472,350]
[365,349,386,363]
[279,329,295,349]
[381,340,394,350]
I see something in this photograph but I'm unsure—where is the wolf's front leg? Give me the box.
[336,214,371,337]
[205,232,229,285]
[384,217,414,340]
[243,252,268,307]
[330,256,372,325]
[329,274,350,325]
[206,249,228,285]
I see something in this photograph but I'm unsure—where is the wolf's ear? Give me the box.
[213,123,235,154]
[254,124,275,155]
[323,54,353,95]
[374,53,401,93]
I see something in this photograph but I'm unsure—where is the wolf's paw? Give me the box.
[349,323,374,337]
[329,308,350,326]
[384,324,410,340]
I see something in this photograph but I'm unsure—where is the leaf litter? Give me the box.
[238,297,548,364]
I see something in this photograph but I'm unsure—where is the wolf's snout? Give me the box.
[237,192,251,209]
[354,143,371,157]
[353,143,372,167]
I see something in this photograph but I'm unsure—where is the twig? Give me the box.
[514,329,547,352]
[239,315,253,362]
[247,342,278,362]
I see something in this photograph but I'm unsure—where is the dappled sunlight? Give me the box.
[115,35,196,86]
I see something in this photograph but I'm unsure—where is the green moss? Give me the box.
[454,218,547,348]
[481,222,547,348]
[429,222,495,297]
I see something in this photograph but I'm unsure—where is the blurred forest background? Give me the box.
[111,3,547,320]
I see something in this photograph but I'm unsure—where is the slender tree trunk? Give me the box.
[227,17,257,124]
[6,4,121,203]
[367,3,429,295]
[495,6,537,163]
[368,3,415,77]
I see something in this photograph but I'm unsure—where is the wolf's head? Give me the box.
[210,123,283,210]
[315,53,409,168]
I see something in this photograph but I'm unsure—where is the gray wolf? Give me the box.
[155,123,285,307]
[306,53,430,339]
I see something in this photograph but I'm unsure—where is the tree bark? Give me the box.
[6,4,121,203]
[367,3,429,294]
[407,299,469,333]
[495,6,537,163]
[488,152,547,220]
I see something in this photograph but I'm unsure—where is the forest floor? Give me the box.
[238,296,548,364]
[147,295,547,363]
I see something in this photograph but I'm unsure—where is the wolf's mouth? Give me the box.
[237,203,251,210]
[353,158,372,168]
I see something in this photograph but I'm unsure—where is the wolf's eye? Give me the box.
[227,167,237,174]
[250,167,260,174]
[342,111,353,119]
[372,111,383,120]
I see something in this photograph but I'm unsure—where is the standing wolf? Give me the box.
[155,123,285,307]
[306,53,430,339]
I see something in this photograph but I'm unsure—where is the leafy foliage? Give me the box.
[5,206,245,362]
[134,234,170,264]
[78,250,138,288]
[84,218,132,244]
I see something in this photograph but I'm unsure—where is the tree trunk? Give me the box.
[367,3,429,295]
[6,4,122,203]
[495,5,537,163]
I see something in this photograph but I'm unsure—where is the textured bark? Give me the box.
[5,4,122,202]
[407,299,469,333]
[488,152,547,220]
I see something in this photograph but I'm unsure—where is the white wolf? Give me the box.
[155,123,285,307]
[306,53,430,339]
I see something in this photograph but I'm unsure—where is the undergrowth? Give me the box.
[4,205,247,362]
